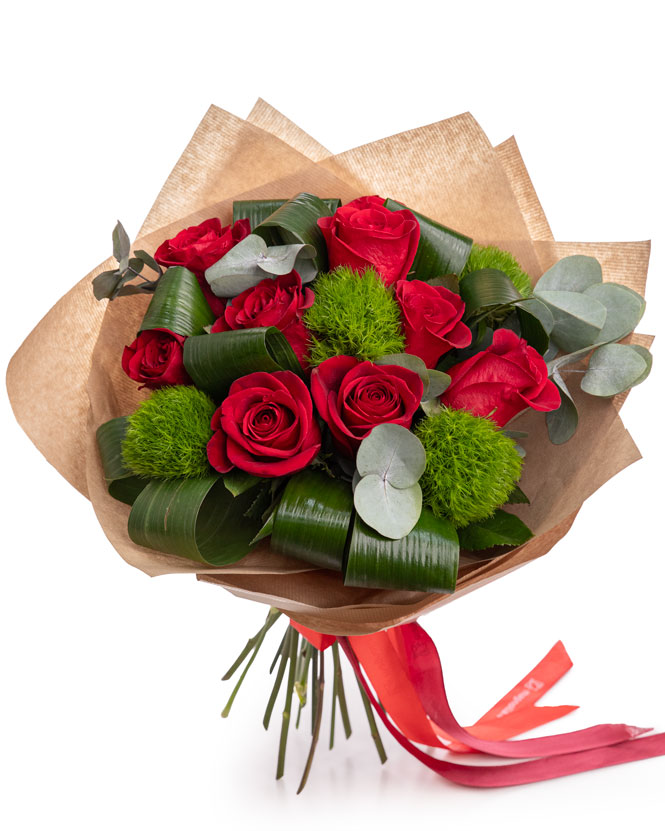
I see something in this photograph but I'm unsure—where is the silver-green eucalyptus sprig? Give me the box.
[92,220,163,300]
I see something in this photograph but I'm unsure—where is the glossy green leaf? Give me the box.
[183,327,303,400]
[353,476,422,540]
[205,234,317,297]
[536,290,607,352]
[254,193,333,272]
[250,509,275,546]
[233,198,341,229]
[505,484,530,505]
[515,297,554,355]
[223,468,261,496]
[583,282,646,343]
[139,266,214,336]
[535,255,602,293]
[344,509,459,593]
[128,475,260,565]
[459,269,522,318]
[458,509,533,550]
[546,373,578,445]
[581,342,650,397]
[384,198,472,278]
[96,416,147,505]
[271,470,354,571]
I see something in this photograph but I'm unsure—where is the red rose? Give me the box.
[154,217,251,316]
[395,279,472,368]
[207,371,321,477]
[310,356,423,456]
[121,328,191,389]
[317,196,420,286]
[211,271,314,368]
[440,328,561,426]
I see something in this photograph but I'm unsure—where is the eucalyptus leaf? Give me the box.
[458,510,533,551]
[353,475,422,540]
[254,193,333,272]
[624,344,653,386]
[581,342,649,397]
[383,198,472,279]
[424,369,451,400]
[375,353,430,396]
[112,220,131,265]
[536,290,607,352]
[356,424,426,488]
[134,249,162,275]
[92,269,122,300]
[535,255,602,293]
[345,509,459,593]
[515,297,553,355]
[546,374,578,445]
[583,282,646,343]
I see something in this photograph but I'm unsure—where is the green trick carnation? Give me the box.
[415,407,523,528]
[462,244,533,298]
[122,385,217,480]
[304,265,405,366]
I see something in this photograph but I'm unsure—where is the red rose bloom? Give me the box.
[440,328,561,426]
[154,217,251,316]
[310,356,423,456]
[121,328,191,389]
[207,371,321,477]
[395,279,472,368]
[211,271,314,368]
[317,196,420,286]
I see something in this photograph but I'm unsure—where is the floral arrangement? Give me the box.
[8,102,664,793]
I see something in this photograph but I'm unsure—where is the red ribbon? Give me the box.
[292,619,665,787]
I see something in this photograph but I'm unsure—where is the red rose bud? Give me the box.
[310,356,423,456]
[440,328,561,427]
[211,271,314,368]
[317,196,420,286]
[207,371,321,477]
[154,217,251,316]
[395,279,472,368]
[121,328,191,389]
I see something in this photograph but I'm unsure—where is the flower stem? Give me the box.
[355,674,387,764]
[276,627,299,780]
[297,648,325,794]
[263,629,291,730]
[332,642,352,740]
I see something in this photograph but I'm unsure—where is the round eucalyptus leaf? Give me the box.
[260,242,316,276]
[583,282,646,343]
[624,344,653,386]
[424,369,451,400]
[356,424,426,488]
[581,343,649,397]
[535,255,602,293]
[353,475,422,540]
[536,290,607,352]
[516,296,554,334]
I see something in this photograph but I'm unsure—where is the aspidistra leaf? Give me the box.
[139,266,214,336]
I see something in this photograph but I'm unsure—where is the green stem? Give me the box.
[222,607,281,680]
[310,645,319,736]
[329,649,338,750]
[276,628,299,780]
[263,630,291,730]
[295,643,313,729]
[221,608,281,718]
[332,642,352,740]
[355,674,387,764]
[297,649,325,794]
[269,628,289,674]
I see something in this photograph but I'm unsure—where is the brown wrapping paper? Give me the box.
[6,101,650,635]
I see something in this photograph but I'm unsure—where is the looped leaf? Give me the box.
[96,416,147,505]
[515,297,554,355]
[183,326,303,401]
[344,509,459,593]
[233,198,341,230]
[139,266,214,336]
[205,234,317,298]
[535,255,602,293]
[127,475,261,566]
[383,198,472,278]
[459,269,522,318]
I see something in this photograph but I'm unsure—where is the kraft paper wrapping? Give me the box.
[6,101,650,636]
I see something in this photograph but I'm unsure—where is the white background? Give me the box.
[2,2,664,829]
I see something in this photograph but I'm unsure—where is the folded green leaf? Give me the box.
[515,297,554,355]
[139,266,214,336]
[583,282,646,343]
[459,269,522,319]
[271,470,354,571]
[384,198,472,278]
[183,327,303,400]
[581,342,650,397]
[223,468,262,497]
[344,509,459,593]
[233,198,341,229]
[535,255,602,293]
[205,234,317,298]
[96,416,147,505]
[535,290,607,352]
[128,475,260,565]
[253,193,334,272]
[458,509,533,550]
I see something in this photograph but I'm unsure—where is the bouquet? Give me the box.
[8,100,664,791]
